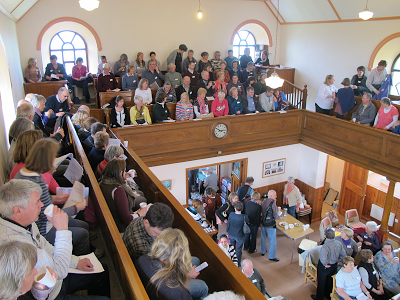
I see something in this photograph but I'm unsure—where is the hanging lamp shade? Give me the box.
[79,0,99,11]
[264,70,284,89]
[359,8,374,20]
[197,10,203,19]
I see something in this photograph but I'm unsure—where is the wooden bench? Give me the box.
[24,80,68,98]
[108,129,264,299]
[66,117,149,300]
[93,77,123,107]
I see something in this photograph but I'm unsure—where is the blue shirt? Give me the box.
[247,95,255,112]
[336,268,363,297]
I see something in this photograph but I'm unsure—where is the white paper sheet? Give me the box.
[54,153,73,167]
[50,74,59,79]
[112,88,121,92]
[57,185,89,201]
[63,158,83,183]
[162,120,175,123]
[108,138,121,146]
[63,181,87,209]
[68,252,104,274]
[356,293,368,300]
[206,97,214,101]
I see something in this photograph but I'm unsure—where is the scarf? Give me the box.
[100,175,136,213]
[34,107,45,126]
[197,97,206,114]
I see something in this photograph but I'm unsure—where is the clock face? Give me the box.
[214,123,228,139]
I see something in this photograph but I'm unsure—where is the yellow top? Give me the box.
[130,105,152,125]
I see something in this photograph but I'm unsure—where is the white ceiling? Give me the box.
[0,0,38,21]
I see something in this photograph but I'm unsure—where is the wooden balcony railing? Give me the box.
[281,80,308,109]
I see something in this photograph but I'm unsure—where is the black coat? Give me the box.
[241,96,262,113]
[110,106,131,128]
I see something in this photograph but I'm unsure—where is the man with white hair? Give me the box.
[43,87,71,128]
[0,180,111,300]
[16,102,35,120]
[195,70,214,97]
[177,76,195,102]
[97,63,118,92]
[164,63,182,88]
[260,190,280,262]
[241,259,269,297]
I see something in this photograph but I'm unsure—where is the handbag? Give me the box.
[216,203,230,225]
[243,216,251,234]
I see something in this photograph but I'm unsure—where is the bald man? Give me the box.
[44,87,71,128]
[241,259,268,296]
[177,76,195,102]
[78,105,90,115]
[17,99,30,107]
[260,190,280,262]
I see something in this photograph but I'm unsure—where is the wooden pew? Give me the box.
[66,117,149,300]
[108,129,264,299]
[93,77,123,107]
[99,91,134,108]
[24,80,68,98]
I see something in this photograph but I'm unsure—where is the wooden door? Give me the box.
[230,159,248,193]
[339,162,368,216]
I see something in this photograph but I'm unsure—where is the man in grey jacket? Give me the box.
[167,44,188,74]
[351,93,377,126]
[0,180,110,300]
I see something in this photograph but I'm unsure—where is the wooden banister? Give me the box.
[66,117,149,300]
[280,80,308,110]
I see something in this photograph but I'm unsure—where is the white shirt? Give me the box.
[315,84,338,110]
[135,88,152,105]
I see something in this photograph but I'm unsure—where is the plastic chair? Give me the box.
[345,209,366,229]
[319,217,332,242]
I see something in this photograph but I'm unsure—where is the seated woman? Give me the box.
[13,139,89,254]
[136,228,208,300]
[193,88,209,118]
[334,227,358,258]
[374,241,400,294]
[373,97,399,130]
[147,51,161,69]
[110,95,131,128]
[156,82,177,103]
[135,78,153,105]
[122,65,139,91]
[334,78,355,119]
[218,234,238,266]
[153,92,172,123]
[212,91,229,117]
[273,89,289,111]
[214,61,230,83]
[44,55,67,82]
[227,87,243,115]
[100,159,147,234]
[72,57,93,103]
[213,72,227,99]
[255,50,270,67]
[227,73,245,98]
[175,92,194,121]
[354,221,380,254]
[96,145,124,178]
[358,249,390,300]
[24,58,42,83]
[198,51,211,73]
[30,94,56,138]
[133,52,146,76]
[205,63,214,81]
[114,53,129,77]
[130,95,152,125]
[228,60,241,81]
[71,109,89,131]
[336,256,372,300]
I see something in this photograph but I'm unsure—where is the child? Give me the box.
[227,201,249,267]
[191,199,204,217]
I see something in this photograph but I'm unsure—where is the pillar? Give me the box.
[379,179,395,241]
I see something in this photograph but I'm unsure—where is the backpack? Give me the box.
[262,201,275,227]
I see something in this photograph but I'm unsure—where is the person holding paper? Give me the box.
[141,61,164,87]
[72,57,93,104]
[335,256,373,300]
[136,228,208,300]
[13,139,91,256]
[44,55,67,82]
[0,180,111,300]
[43,87,71,129]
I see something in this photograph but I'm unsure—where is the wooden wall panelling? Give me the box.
[24,80,68,99]
[363,185,400,237]
[110,130,265,299]
[90,108,106,124]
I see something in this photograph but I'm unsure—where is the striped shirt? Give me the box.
[219,243,238,266]
[175,102,194,121]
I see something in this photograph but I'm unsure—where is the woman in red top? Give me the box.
[213,72,227,98]
[72,57,93,103]
[214,61,230,84]
[212,91,229,117]
[373,97,399,130]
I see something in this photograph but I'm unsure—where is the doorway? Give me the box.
[186,158,248,205]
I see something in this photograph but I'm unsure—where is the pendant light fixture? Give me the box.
[197,0,203,19]
[264,0,284,89]
[79,0,99,11]
[359,0,374,20]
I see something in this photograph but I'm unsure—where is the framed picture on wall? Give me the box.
[263,158,286,178]
[161,180,172,190]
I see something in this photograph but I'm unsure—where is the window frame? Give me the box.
[49,30,89,75]
[232,30,257,61]
[390,53,400,97]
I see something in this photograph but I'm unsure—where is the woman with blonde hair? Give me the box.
[315,74,338,115]
[334,227,358,258]
[133,52,146,76]
[24,58,42,83]
[193,87,209,118]
[71,109,89,129]
[135,78,152,105]
[175,92,194,121]
[137,228,207,300]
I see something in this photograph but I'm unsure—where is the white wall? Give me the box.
[150,144,327,204]
[280,20,400,110]
[325,155,345,193]
[16,0,279,74]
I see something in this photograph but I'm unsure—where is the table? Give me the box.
[296,207,312,224]
[276,214,314,263]
[201,218,218,237]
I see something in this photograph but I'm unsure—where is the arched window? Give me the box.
[49,31,88,75]
[391,53,400,96]
[233,30,256,61]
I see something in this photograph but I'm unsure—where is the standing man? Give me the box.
[167,44,188,74]
[243,192,262,254]
[241,259,269,297]
[43,87,71,128]
[311,228,346,300]
[239,48,253,70]
[225,50,239,72]
[260,190,280,262]
[236,176,254,202]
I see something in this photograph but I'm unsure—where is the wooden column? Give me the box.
[379,178,396,241]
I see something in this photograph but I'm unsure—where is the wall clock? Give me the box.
[213,123,228,139]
